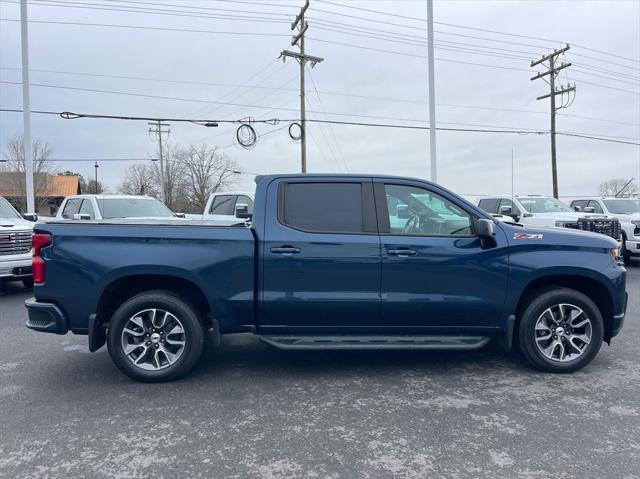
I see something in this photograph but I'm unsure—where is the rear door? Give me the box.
[259,178,381,332]
[375,180,509,332]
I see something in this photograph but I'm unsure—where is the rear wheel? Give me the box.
[107,290,204,382]
[518,288,604,373]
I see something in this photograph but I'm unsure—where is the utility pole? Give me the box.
[280,0,323,173]
[531,44,575,198]
[20,0,34,213]
[94,161,99,193]
[148,121,170,203]
[426,0,437,183]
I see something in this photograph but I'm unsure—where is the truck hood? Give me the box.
[613,213,640,222]
[0,217,34,231]
[529,212,585,221]
[502,223,619,249]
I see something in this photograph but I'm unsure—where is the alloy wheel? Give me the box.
[534,303,592,362]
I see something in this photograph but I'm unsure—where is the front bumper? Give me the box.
[0,254,32,279]
[625,238,640,255]
[25,297,69,334]
[611,292,628,339]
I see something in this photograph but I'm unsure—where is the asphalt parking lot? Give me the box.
[1,264,639,479]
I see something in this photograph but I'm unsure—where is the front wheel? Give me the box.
[518,288,604,373]
[621,235,632,264]
[107,290,204,382]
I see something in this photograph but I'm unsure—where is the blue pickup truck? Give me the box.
[25,174,627,382]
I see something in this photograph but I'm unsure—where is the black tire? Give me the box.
[621,234,631,264]
[107,290,204,382]
[518,288,604,373]
[22,278,34,289]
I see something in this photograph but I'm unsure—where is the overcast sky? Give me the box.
[1,0,639,203]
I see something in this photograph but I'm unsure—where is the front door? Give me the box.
[375,181,509,332]
[259,179,381,333]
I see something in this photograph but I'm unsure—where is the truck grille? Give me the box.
[0,230,33,256]
[575,217,622,241]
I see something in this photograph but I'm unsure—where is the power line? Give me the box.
[2,108,638,145]
[0,17,290,37]
[3,66,635,126]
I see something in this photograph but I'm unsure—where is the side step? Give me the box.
[258,335,491,350]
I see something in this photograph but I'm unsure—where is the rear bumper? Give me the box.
[0,255,32,279]
[25,297,68,334]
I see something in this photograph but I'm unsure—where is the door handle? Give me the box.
[387,249,417,257]
[270,246,301,255]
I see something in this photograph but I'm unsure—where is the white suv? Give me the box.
[569,197,640,263]
[478,195,622,242]
[0,196,35,288]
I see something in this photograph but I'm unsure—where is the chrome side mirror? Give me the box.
[73,213,91,220]
[235,204,252,220]
[23,213,38,222]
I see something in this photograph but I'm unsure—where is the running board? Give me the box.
[258,335,491,350]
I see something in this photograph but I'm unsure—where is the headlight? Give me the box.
[631,220,640,226]
[555,221,577,228]
[610,248,622,263]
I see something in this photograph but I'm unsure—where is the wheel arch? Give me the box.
[514,274,614,344]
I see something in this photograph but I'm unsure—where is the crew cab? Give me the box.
[1,196,36,288]
[570,197,640,263]
[478,195,621,242]
[56,194,186,221]
[201,190,254,225]
[25,175,627,382]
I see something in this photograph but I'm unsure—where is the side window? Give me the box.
[235,195,254,215]
[61,198,81,219]
[571,200,587,211]
[478,198,499,214]
[384,184,473,236]
[588,200,604,214]
[210,195,236,215]
[79,199,95,219]
[499,198,519,215]
[281,182,363,233]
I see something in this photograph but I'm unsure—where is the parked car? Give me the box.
[570,197,640,263]
[56,194,186,221]
[478,195,621,242]
[201,191,254,224]
[0,196,36,288]
[26,174,626,382]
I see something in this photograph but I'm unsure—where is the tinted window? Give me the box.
[498,198,519,215]
[79,199,95,219]
[210,195,235,215]
[571,200,588,211]
[282,182,363,233]
[385,184,473,236]
[99,198,174,219]
[0,196,20,219]
[61,198,82,219]
[588,200,604,214]
[235,195,254,215]
[478,198,499,214]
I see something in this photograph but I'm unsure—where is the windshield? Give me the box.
[518,197,573,213]
[0,197,21,219]
[603,199,640,215]
[98,198,175,219]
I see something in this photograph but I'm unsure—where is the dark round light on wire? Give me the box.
[236,124,257,149]
[288,122,303,141]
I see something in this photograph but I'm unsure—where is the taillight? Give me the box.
[32,233,52,284]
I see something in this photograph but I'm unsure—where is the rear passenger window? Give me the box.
[61,199,81,219]
[210,195,235,215]
[281,183,363,233]
[478,198,499,214]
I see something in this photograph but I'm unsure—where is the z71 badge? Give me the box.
[514,233,543,240]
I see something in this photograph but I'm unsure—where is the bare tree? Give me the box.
[150,144,187,211]
[0,135,56,212]
[598,179,639,197]
[178,145,238,212]
[118,164,159,197]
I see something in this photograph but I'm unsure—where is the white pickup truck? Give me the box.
[0,196,36,288]
[569,197,640,263]
[201,191,254,225]
[478,195,622,243]
[56,194,187,221]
